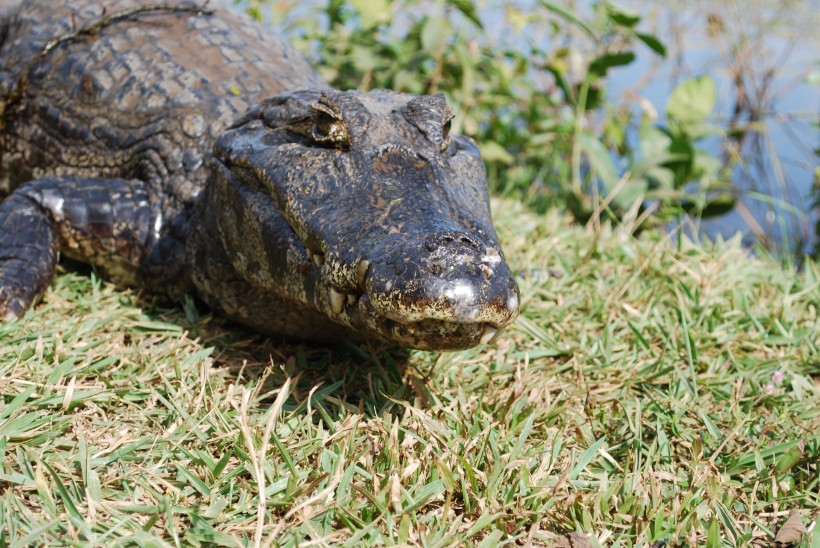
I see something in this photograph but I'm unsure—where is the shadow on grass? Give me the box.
[132,287,423,420]
[41,261,436,420]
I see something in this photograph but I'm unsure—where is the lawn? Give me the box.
[1,199,817,546]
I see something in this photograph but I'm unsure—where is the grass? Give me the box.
[0,199,818,546]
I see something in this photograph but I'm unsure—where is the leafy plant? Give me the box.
[587,75,735,225]
[254,0,739,229]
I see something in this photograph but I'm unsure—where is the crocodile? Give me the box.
[0,0,519,350]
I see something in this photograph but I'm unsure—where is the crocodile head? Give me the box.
[208,89,519,350]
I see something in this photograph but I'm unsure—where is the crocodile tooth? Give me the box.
[330,288,345,315]
[313,253,325,267]
[356,260,370,288]
[479,326,496,344]
[347,293,358,306]
[480,325,505,345]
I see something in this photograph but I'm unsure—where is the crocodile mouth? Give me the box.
[327,286,510,351]
[311,251,519,350]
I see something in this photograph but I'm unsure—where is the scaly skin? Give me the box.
[0,0,519,350]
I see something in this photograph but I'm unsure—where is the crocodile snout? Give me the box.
[362,230,519,335]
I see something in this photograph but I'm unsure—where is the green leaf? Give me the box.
[479,141,513,164]
[701,193,736,217]
[578,83,604,110]
[402,480,445,514]
[463,511,502,541]
[588,51,636,79]
[775,444,804,474]
[698,410,721,440]
[666,76,717,132]
[569,436,606,479]
[638,124,672,161]
[578,132,618,191]
[611,178,648,210]
[664,136,695,185]
[448,0,483,29]
[692,149,723,179]
[546,60,575,105]
[645,167,676,191]
[635,32,667,56]
[351,45,381,71]
[42,461,83,525]
[436,459,456,492]
[351,0,391,29]
[421,16,452,55]
[538,0,597,40]
[606,4,641,27]
[176,464,210,497]
[0,385,36,421]
[706,517,721,547]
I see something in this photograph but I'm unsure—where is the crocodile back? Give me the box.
[0,0,327,200]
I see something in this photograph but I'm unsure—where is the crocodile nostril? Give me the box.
[425,231,482,252]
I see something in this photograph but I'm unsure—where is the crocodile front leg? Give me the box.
[0,176,170,319]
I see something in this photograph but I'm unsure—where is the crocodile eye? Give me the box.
[440,118,452,152]
[311,102,350,147]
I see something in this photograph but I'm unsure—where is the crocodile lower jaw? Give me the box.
[320,287,511,350]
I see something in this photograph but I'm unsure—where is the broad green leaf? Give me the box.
[606,4,641,28]
[666,76,717,132]
[0,385,36,421]
[463,511,502,541]
[614,178,649,210]
[639,124,672,160]
[604,115,627,149]
[577,82,604,110]
[701,193,736,217]
[636,32,667,56]
[402,480,445,514]
[698,410,721,440]
[644,166,675,191]
[665,136,695,185]
[692,149,723,178]
[578,132,618,191]
[588,51,636,79]
[479,141,513,164]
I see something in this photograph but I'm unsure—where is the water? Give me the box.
[609,0,819,256]
[484,0,819,255]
